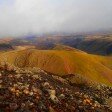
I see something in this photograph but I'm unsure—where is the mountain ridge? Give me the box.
[0,49,112,86]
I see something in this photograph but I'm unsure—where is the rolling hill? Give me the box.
[0,43,13,51]
[76,35,112,55]
[0,48,112,86]
[1,34,112,55]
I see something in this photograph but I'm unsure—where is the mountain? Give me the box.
[0,34,112,111]
[0,43,13,51]
[0,63,112,111]
[0,48,112,86]
[3,34,112,55]
[75,35,112,55]
[46,34,112,55]
[52,44,84,52]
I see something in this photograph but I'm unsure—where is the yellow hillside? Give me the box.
[0,49,112,86]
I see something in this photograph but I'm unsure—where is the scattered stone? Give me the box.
[48,89,59,103]
[0,63,111,112]
[59,94,65,99]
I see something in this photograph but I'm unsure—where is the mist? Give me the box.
[0,0,112,37]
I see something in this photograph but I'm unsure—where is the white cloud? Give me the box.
[0,0,112,37]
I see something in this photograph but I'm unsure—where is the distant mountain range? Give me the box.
[0,33,112,55]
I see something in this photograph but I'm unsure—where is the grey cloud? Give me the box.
[0,0,112,37]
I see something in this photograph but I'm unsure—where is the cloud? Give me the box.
[0,0,112,37]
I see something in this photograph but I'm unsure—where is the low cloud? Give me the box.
[0,0,112,37]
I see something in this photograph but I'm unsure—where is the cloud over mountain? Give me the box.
[0,0,112,37]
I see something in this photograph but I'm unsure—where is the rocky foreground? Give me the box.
[0,64,112,112]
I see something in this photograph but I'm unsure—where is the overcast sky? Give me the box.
[0,0,112,37]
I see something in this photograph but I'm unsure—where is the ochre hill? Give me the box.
[0,49,112,86]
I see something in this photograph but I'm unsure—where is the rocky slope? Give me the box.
[0,63,112,112]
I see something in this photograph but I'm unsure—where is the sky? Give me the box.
[0,0,112,37]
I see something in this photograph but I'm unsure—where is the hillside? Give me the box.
[76,35,112,55]
[1,34,112,55]
[0,64,112,111]
[0,43,13,51]
[52,44,84,53]
[0,49,112,86]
